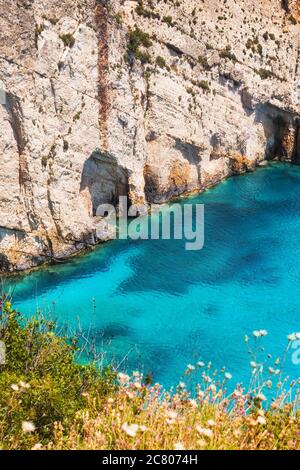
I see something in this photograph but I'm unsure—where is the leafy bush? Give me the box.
[115,13,123,26]
[127,28,152,64]
[135,50,151,65]
[136,0,160,20]
[255,68,274,79]
[156,56,166,68]
[59,33,75,48]
[198,55,210,70]
[0,300,115,448]
[162,16,175,27]
[219,49,237,63]
[197,80,210,91]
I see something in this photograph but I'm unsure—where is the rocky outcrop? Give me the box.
[0,0,299,272]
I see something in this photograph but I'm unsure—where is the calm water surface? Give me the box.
[6,163,300,388]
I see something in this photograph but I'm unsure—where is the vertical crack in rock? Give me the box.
[94,0,109,151]
[5,93,29,189]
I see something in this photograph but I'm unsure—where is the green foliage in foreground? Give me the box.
[0,300,115,449]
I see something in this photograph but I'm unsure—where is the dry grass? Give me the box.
[49,379,300,450]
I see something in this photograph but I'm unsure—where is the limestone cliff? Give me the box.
[0,0,299,272]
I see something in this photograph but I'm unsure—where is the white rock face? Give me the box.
[0,0,299,271]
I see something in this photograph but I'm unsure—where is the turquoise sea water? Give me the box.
[5,163,300,389]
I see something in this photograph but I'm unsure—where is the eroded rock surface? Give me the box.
[0,0,299,271]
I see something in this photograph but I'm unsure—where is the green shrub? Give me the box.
[115,12,123,25]
[156,56,166,68]
[135,50,151,64]
[59,33,75,48]
[162,16,175,27]
[136,1,160,20]
[219,49,237,63]
[257,43,263,55]
[263,31,269,41]
[198,55,210,70]
[127,28,152,64]
[49,18,59,26]
[0,300,115,448]
[198,80,210,91]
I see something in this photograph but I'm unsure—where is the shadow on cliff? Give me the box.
[254,103,300,162]
[80,151,129,216]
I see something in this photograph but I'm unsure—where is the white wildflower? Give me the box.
[19,381,30,389]
[166,410,178,420]
[22,421,35,433]
[197,361,205,367]
[255,393,267,402]
[196,426,213,438]
[232,389,243,399]
[225,372,232,380]
[121,423,139,438]
[288,333,300,342]
[187,364,195,372]
[31,443,43,450]
[257,416,266,425]
[174,442,185,450]
[202,373,212,383]
[179,381,186,389]
[189,399,197,408]
[117,372,130,386]
[11,384,19,392]
[253,329,268,338]
[207,419,215,427]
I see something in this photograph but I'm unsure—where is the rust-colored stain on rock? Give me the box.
[94,0,109,151]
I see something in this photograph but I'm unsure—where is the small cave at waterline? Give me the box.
[80,151,129,217]
[255,103,300,163]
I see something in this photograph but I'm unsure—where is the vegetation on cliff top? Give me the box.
[0,299,299,450]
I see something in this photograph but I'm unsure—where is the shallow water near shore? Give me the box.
[5,163,300,389]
